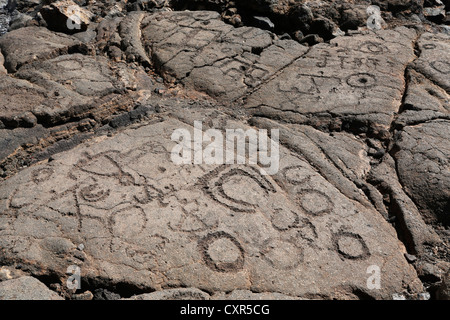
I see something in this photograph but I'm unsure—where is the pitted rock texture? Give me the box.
[0,3,449,300]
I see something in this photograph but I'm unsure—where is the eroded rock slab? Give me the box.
[141,11,418,138]
[393,120,450,226]
[142,11,308,101]
[0,276,63,300]
[246,27,417,138]
[0,117,421,299]
[414,32,450,93]
[0,53,138,127]
[0,26,85,73]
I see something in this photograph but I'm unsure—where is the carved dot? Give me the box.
[333,232,370,260]
[262,239,303,270]
[298,190,333,216]
[346,73,376,88]
[199,232,245,273]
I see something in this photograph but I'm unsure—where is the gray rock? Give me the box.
[424,6,446,23]
[393,120,450,226]
[0,276,64,300]
[0,7,449,302]
[252,16,275,31]
[414,32,450,92]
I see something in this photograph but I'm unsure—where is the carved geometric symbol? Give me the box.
[281,165,312,185]
[201,166,276,212]
[198,231,245,273]
[346,73,377,88]
[357,41,389,55]
[430,60,450,74]
[110,206,147,240]
[261,239,303,270]
[79,183,111,202]
[422,43,436,50]
[332,231,370,260]
[271,209,300,231]
[297,189,334,216]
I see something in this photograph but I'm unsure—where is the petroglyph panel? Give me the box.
[246,27,418,133]
[141,11,308,101]
[0,118,420,298]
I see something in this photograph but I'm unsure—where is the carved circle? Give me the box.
[430,60,450,74]
[282,166,311,185]
[79,184,110,202]
[110,206,147,239]
[357,41,388,54]
[297,189,334,216]
[261,239,303,270]
[198,231,245,273]
[333,231,370,260]
[346,73,376,88]
[271,210,300,231]
[422,43,436,50]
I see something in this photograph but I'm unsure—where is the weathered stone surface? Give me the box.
[0,26,85,73]
[0,117,421,299]
[0,125,46,162]
[393,120,450,226]
[414,32,450,93]
[142,11,307,102]
[396,69,450,127]
[0,276,64,300]
[368,154,441,253]
[142,11,418,137]
[0,53,137,126]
